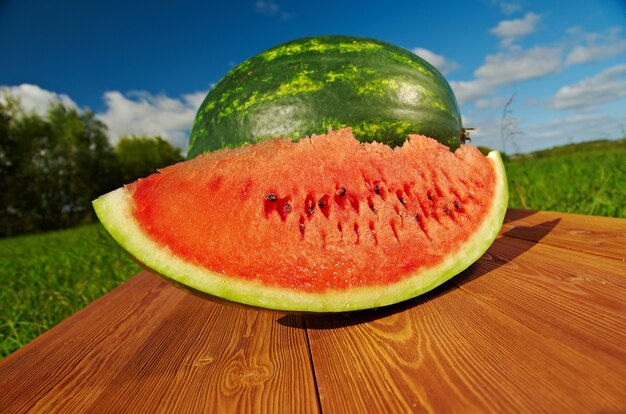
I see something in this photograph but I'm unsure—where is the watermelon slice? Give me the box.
[94,129,507,312]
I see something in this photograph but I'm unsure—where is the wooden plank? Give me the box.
[456,235,626,370]
[0,272,181,413]
[502,209,626,260]
[305,284,626,413]
[0,272,319,413]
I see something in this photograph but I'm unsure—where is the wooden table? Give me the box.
[1,209,625,413]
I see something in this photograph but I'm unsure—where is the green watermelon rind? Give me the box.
[93,151,507,312]
[187,35,463,158]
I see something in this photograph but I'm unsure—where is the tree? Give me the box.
[0,95,184,237]
[115,135,184,184]
[1,101,53,235]
[44,103,120,224]
[0,97,17,199]
[0,99,119,236]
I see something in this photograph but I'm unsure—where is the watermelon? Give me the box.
[187,35,465,158]
[94,129,508,312]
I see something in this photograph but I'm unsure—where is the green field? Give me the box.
[506,139,625,218]
[0,224,141,358]
[1,139,624,359]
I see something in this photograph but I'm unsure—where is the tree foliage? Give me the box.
[115,135,183,185]
[0,96,184,237]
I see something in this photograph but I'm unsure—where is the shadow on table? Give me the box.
[502,208,538,225]
[290,282,454,330]
[453,218,560,287]
[277,218,561,330]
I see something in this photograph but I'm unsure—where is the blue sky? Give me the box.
[1,0,625,154]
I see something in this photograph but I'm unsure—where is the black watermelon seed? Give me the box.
[454,200,462,210]
[318,199,327,209]
[265,193,277,202]
[305,194,316,216]
[336,187,347,197]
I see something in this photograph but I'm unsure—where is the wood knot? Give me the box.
[193,355,215,366]
[235,365,271,386]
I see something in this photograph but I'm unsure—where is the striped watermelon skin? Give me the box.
[187,35,463,159]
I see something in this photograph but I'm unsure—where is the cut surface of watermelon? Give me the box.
[94,129,507,312]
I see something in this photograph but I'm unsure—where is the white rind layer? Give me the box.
[93,151,508,312]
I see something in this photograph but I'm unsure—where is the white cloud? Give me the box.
[256,0,279,15]
[0,84,208,150]
[490,12,541,48]
[548,64,626,110]
[255,0,292,19]
[540,112,612,129]
[475,96,510,109]
[411,47,459,75]
[453,24,626,108]
[450,46,562,104]
[182,90,208,110]
[97,90,207,149]
[450,80,496,105]
[487,0,523,15]
[565,27,626,65]
[0,83,78,115]
[524,111,626,151]
[476,46,562,85]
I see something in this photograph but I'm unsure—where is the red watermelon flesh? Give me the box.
[94,128,507,312]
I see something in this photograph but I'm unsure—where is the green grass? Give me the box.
[0,224,140,358]
[506,139,626,218]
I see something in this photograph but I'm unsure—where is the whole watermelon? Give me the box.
[187,35,464,158]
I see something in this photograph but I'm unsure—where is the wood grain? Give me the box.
[305,284,626,413]
[457,235,626,371]
[0,272,182,413]
[502,209,626,260]
[0,272,319,413]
